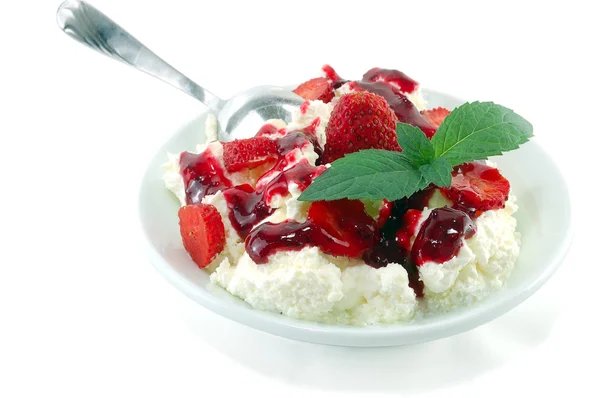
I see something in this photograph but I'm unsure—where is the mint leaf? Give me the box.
[419,157,452,188]
[396,123,435,166]
[298,150,428,202]
[431,101,533,165]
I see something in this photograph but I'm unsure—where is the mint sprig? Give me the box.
[298,101,533,202]
[298,150,428,201]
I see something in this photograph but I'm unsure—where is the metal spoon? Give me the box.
[56,0,304,141]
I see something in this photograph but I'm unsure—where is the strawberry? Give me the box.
[293,77,334,103]
[307,199,378,258]
[420,107,451,129]
[178,204,226,268]
[321,65,346,82]
[322,91,400,163]
[222,137,278,172]
[440,162,510,213]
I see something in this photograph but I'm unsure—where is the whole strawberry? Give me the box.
[323,91,400,163]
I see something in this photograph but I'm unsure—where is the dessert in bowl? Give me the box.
[139,65,571,346]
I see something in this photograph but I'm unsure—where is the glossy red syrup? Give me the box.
[279,128,323,165]
[224,160,325,239]
[362,67,419,94]
[224,130,324,238]
[246,220,317,263]
[362,188,436,296]
[255,124,279,137]
[277,131,317,155]
[299,101,310,114]
[270,160,325,192]
[245,199,378,264]
[180,130,324,238]
[223,184,274,239]
[363,187,435,264]
[180,150,232,204]
[411,207,476,266]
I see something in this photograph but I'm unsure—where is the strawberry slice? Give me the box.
[440,162,511,213]
[293,77,334,103]
[420,107,451,129]
[322,64,343,82]
[307,199,378,257]
[222,137,278,172]
[178,204,226,268]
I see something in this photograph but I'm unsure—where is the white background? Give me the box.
[1,0,599,396]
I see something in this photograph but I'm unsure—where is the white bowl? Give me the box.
[138,89,573,347]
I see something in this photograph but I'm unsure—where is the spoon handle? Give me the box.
[56,0,225,113]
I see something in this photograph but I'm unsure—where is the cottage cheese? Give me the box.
[330,262,417,324]
[418,194,521,312]
[287,100,333,147]
[163,97,521,324]
[210,248,417,325]
[211,247,344,321]
[264,183,310,224]
[202,191,245,269]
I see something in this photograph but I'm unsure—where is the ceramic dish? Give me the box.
[138,89,572,347]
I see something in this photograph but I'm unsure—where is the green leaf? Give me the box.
[298,150,428,202]
[419,157,452,188]
[396,123,435,166]
[431,101,533,165]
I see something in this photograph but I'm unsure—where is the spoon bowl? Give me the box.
[217,85,304,141]
[56,0,305,141]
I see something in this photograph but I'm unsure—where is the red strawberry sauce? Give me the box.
[225,160,324,238]
[180,149,233,205]
[362,67,419,94]
[412,207,476,266]
[180,131,325,239]
[361,190,435,296]
[246,199,378,264]
[245,220,318,261]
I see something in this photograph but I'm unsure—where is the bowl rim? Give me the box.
[137,88,574,347]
